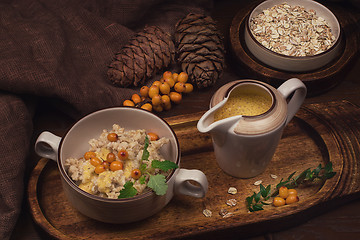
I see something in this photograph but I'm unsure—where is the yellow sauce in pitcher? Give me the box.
[214,86,272,121]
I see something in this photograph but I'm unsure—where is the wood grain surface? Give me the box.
[229,0,360,96]
[27,100,360,240]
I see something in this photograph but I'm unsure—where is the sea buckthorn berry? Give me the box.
[163,71,172,79]
[178,72,188,83]
[163,102,172,111]
[141,103,153,112]
[161,95,171,106]
[90,157,102,167]
[123,99,135,107]
[131,94,141,104]
[106,152,116,163]
[288,189,298,196]
[118,149,129,161]
[169,92,182,104]
[151,94,162,106]
[102,161,110,170]
[164,77,175,88]
[152,80,162,88]
[159,82,171,95]
[84,151,96,160]
[110,161,123,171]
[184,83,194,93]
[172,73,179,82]
[131,169,142,179]
[140,86,149,98]
[273,196,286,207]
[148,132,159,141]
[153,104,163,112]
[107,133,118,142]
[279,186,289,199]
[174,82,186,93]
[94,164,105,174]
[148,85,159,99]
[286,195,299,204]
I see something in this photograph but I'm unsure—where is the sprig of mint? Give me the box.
[118,135,178,199]
[246,162,336,212]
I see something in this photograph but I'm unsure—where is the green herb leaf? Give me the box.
[253,203,264,211]
[142,135,150,161]
[254,191,261,202]
[260,184,267,198]
[147,174,168,195]
[151,160,179,171]
[246,196,254,207]
[118,181,137,199]
[139,175,146,184]
[324,171,336,179]
[313,164,322,176]
[287,172,296,181]
[324,162,333,172]
[265,185,271,195]
[139,163,147,173]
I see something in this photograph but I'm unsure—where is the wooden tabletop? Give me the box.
[12,0,360,239]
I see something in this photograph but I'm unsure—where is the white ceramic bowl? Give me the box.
[35,107,208,223]
[244,0,342,72]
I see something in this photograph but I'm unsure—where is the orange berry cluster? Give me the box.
[273,186,299,207]
[123,71,194,112]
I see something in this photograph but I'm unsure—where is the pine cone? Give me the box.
[108,26,175,87]
[175,13,225,88]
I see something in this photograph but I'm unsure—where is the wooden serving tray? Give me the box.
[28,100,360,239]
[229,0,360,96]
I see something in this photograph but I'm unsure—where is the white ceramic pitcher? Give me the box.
[197,78,306,178]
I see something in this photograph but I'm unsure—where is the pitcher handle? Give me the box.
[174,169,208,198]
[35,131,61,161]
[277,78,307,125]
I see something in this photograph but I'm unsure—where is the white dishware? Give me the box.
[35,107,208,223]
[197,78,306,178]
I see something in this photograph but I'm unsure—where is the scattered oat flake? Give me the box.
[222,212,234,218]
[270,174,278,179]
[254,180,263,186]
[228,187,237,195]
[226,199,237,207]
[203,209,212,217]
[219,208,228,217]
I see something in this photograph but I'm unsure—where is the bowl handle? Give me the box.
[35,131,61,162]
[174,169,208,198]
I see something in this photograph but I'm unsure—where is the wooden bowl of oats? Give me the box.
[244,0,342,72]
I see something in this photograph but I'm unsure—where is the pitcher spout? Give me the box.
[197,98,243,134]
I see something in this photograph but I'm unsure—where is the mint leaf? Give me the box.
[147,174,168,195]
[118,181,137,199]
[142,135,150,161]
[151,160,179,171]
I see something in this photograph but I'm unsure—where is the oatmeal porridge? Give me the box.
[64,124,173,199]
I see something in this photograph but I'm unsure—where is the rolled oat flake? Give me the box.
[203,209,212,217]
[249,3,336,56]
[228,187,237,195]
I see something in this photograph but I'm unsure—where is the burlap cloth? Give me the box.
[0,0,212,239]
